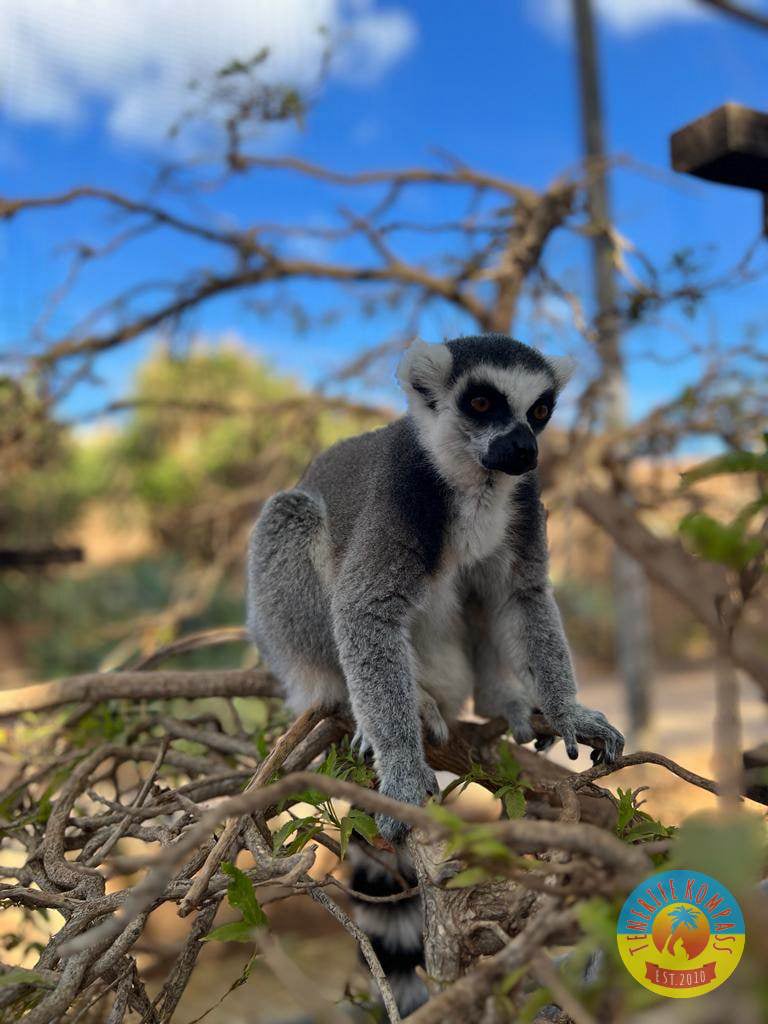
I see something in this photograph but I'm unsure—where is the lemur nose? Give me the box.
[482,425,538,476]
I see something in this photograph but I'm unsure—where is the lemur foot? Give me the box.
[419,691,450,747]
[351,727,373,758]
[376,760,438,844]
[546,703,624,764]
[500,695,537,746]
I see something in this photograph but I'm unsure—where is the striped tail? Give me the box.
[347,839,428,1016]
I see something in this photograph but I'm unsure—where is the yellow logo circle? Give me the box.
[616,870,745,997]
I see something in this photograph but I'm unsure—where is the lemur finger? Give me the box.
[351,729,372,757]
[561,729,579,760]
[422,766,439,797]
[601,727,624,763]
[511,723,536,745]
[534,735,556,753]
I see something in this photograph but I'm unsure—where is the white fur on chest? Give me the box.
[449,476,517,567]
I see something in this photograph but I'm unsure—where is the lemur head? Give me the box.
[397,333,573,487]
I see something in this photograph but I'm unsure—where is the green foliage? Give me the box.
[679,513,763,570]
[1,344,378,679]
[272,740,378,858]
[680,448,768,485]
[426,747,534,887]
[202,861,268,943]
[427,802,515,886]
[107,344,310,556]
[679,439,768,572]
[0,554,247,679]
[615,787,677,849]
[0,377,106,549]
[443,744,529,821]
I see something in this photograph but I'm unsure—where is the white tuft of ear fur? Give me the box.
[548,355,576,392]
[396,339,452,407]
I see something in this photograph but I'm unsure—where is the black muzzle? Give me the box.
[482,424,538,475]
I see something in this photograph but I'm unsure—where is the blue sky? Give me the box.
[1,0,766,427]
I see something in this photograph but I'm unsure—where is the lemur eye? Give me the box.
[532,403,550,421]
[470,396,491,413]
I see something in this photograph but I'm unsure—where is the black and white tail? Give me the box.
[347,840,428,1016]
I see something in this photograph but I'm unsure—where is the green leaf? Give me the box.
[501,787,526,820]
[445,866,490,889]
[285,822,323,855]
[279,787,326,810]
[426,802,465,830]
[681,450,768,485]
[615,788,636,834]
[0,968,55,990]
[497,745,522,783]
[201,920,260,944]
[679,512,764,569]
[732,494,768,532]
[346,808,378,843]
[221,862,268,928]
[336,808,379,858]
[623,819,669,842]
[338,815,355,859]
[254,731,269,759]
[271,816,317,855]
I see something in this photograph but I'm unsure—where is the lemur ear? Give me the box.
[396,339,452,410]
[548,355,576,392]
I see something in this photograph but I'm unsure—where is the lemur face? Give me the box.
[398,334,573,484]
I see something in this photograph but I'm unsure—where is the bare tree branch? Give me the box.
[698,0,768,31]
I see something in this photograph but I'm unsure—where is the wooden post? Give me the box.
[571,0,653,739]
[670,103,768,235]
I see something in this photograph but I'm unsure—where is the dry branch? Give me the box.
[0,667,279,717]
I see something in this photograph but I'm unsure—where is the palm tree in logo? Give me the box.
[665,905,703,958]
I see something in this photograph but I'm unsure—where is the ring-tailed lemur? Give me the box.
[246,333,624,843]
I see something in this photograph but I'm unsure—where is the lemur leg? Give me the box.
[466,591,537,745]
[246,490,346,713]
[501,586,624,764]
[352,688,448,755]
[331,549,438,842]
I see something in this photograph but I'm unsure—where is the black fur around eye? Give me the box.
[457,383,511,425]
[527,389,556,430]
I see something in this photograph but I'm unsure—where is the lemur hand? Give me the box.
[376,758,439,843]
[546,703,624,764]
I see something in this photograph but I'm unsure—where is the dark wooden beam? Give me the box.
[0,546,84,570]
[671,103,768,191]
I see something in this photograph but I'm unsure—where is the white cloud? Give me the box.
[0,0,416,148]
[532,0,706,37]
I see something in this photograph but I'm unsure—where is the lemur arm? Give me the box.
[498,497,625,764]
[331,536,438,840]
